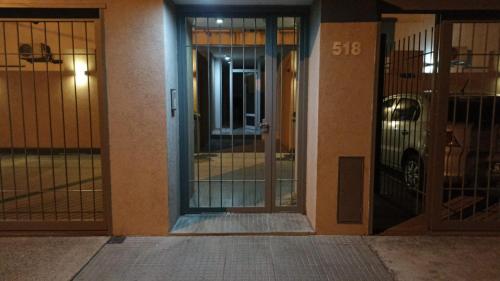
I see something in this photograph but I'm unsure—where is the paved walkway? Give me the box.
[171,213,314,234]
[2,235,500,281]
[0,236,108,281]
[74,236,392,281]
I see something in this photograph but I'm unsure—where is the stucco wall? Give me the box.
[314,22,379,235]
[164,0,181,230]
[306,0,321,230]
[103,0,169,235]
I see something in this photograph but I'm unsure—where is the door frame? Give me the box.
[176,7,308,214]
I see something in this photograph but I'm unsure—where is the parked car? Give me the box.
[381,93,500,190]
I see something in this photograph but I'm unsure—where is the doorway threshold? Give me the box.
[171,213,314,235]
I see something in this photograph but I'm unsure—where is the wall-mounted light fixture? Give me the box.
[75,59,89,87]
[216,18,224,25]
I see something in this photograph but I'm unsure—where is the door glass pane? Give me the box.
[186,17,266,208]
[275,17,300,208]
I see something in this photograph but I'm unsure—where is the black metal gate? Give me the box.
[0,12,109,233]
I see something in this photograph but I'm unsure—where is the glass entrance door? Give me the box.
[181,16,303,212]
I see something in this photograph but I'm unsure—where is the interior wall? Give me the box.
[390,14,435,41]
[0,72,100,149]
[164,0,180,230]
[305,0,321,229]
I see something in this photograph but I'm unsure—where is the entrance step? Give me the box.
[171,213,314,235]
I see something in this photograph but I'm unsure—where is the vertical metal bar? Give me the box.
[386,39,398,200]
[265,16,276,212]
[57,22,71,219]
[193,18,201,208]
[414,31,423,213]
[94,13,112,226]
[29,21,42,220]
[401,36,410,207]
[390,39,402,202]
[471,23,489,217]
[278,17,284,207]
[0,24,3,214]
[402,36,411,206]
[485,24,500,216]
[43,21,57,221]
[428,22,452,230]
[230,18,234,207]
[207,17,212,208]
[291,17,298,205]
[421,28,430,210]
[1,22,17,219]
[383,40,396,200]
[218,19,223,208]
[472,97,484,217]
[70,22,84,221]
[84,21,97,220]
[459,23,476,221]
[253,17,258,207]
[0,149,4,219]
[409,34,418,213]
[445,24,462,220]
[242,18,247,207]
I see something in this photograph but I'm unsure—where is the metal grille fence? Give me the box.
[377,19,500,232]
[439,22,500,226]
[377,26,435,216]
[0,20,105,227]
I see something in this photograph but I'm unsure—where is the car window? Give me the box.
[392,98,420,121]
[382,99,396,121]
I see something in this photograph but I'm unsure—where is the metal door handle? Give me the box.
[259,121,270,133]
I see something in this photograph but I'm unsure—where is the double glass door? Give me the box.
[181,16,303,212]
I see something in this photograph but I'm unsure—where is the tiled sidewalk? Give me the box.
[74,236,392,281]
[3,235,499,281]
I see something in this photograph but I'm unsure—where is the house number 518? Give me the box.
[332,41,361,56]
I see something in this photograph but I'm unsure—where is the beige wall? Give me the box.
[103,0,169,235]
[306,0,321,230]
[313,22,379,235]
[2,0,171,235]
[0,72,100,149]
[390,14,435,42]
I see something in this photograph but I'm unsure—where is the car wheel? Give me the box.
[404,154,423,191]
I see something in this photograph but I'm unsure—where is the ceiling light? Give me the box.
[216,18,224,24]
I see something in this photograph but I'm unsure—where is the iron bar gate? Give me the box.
[0,13,109,233]
[178,14,307,213]
[376,17,500,233]
[376,24,436,227]
[429,21,500,231]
